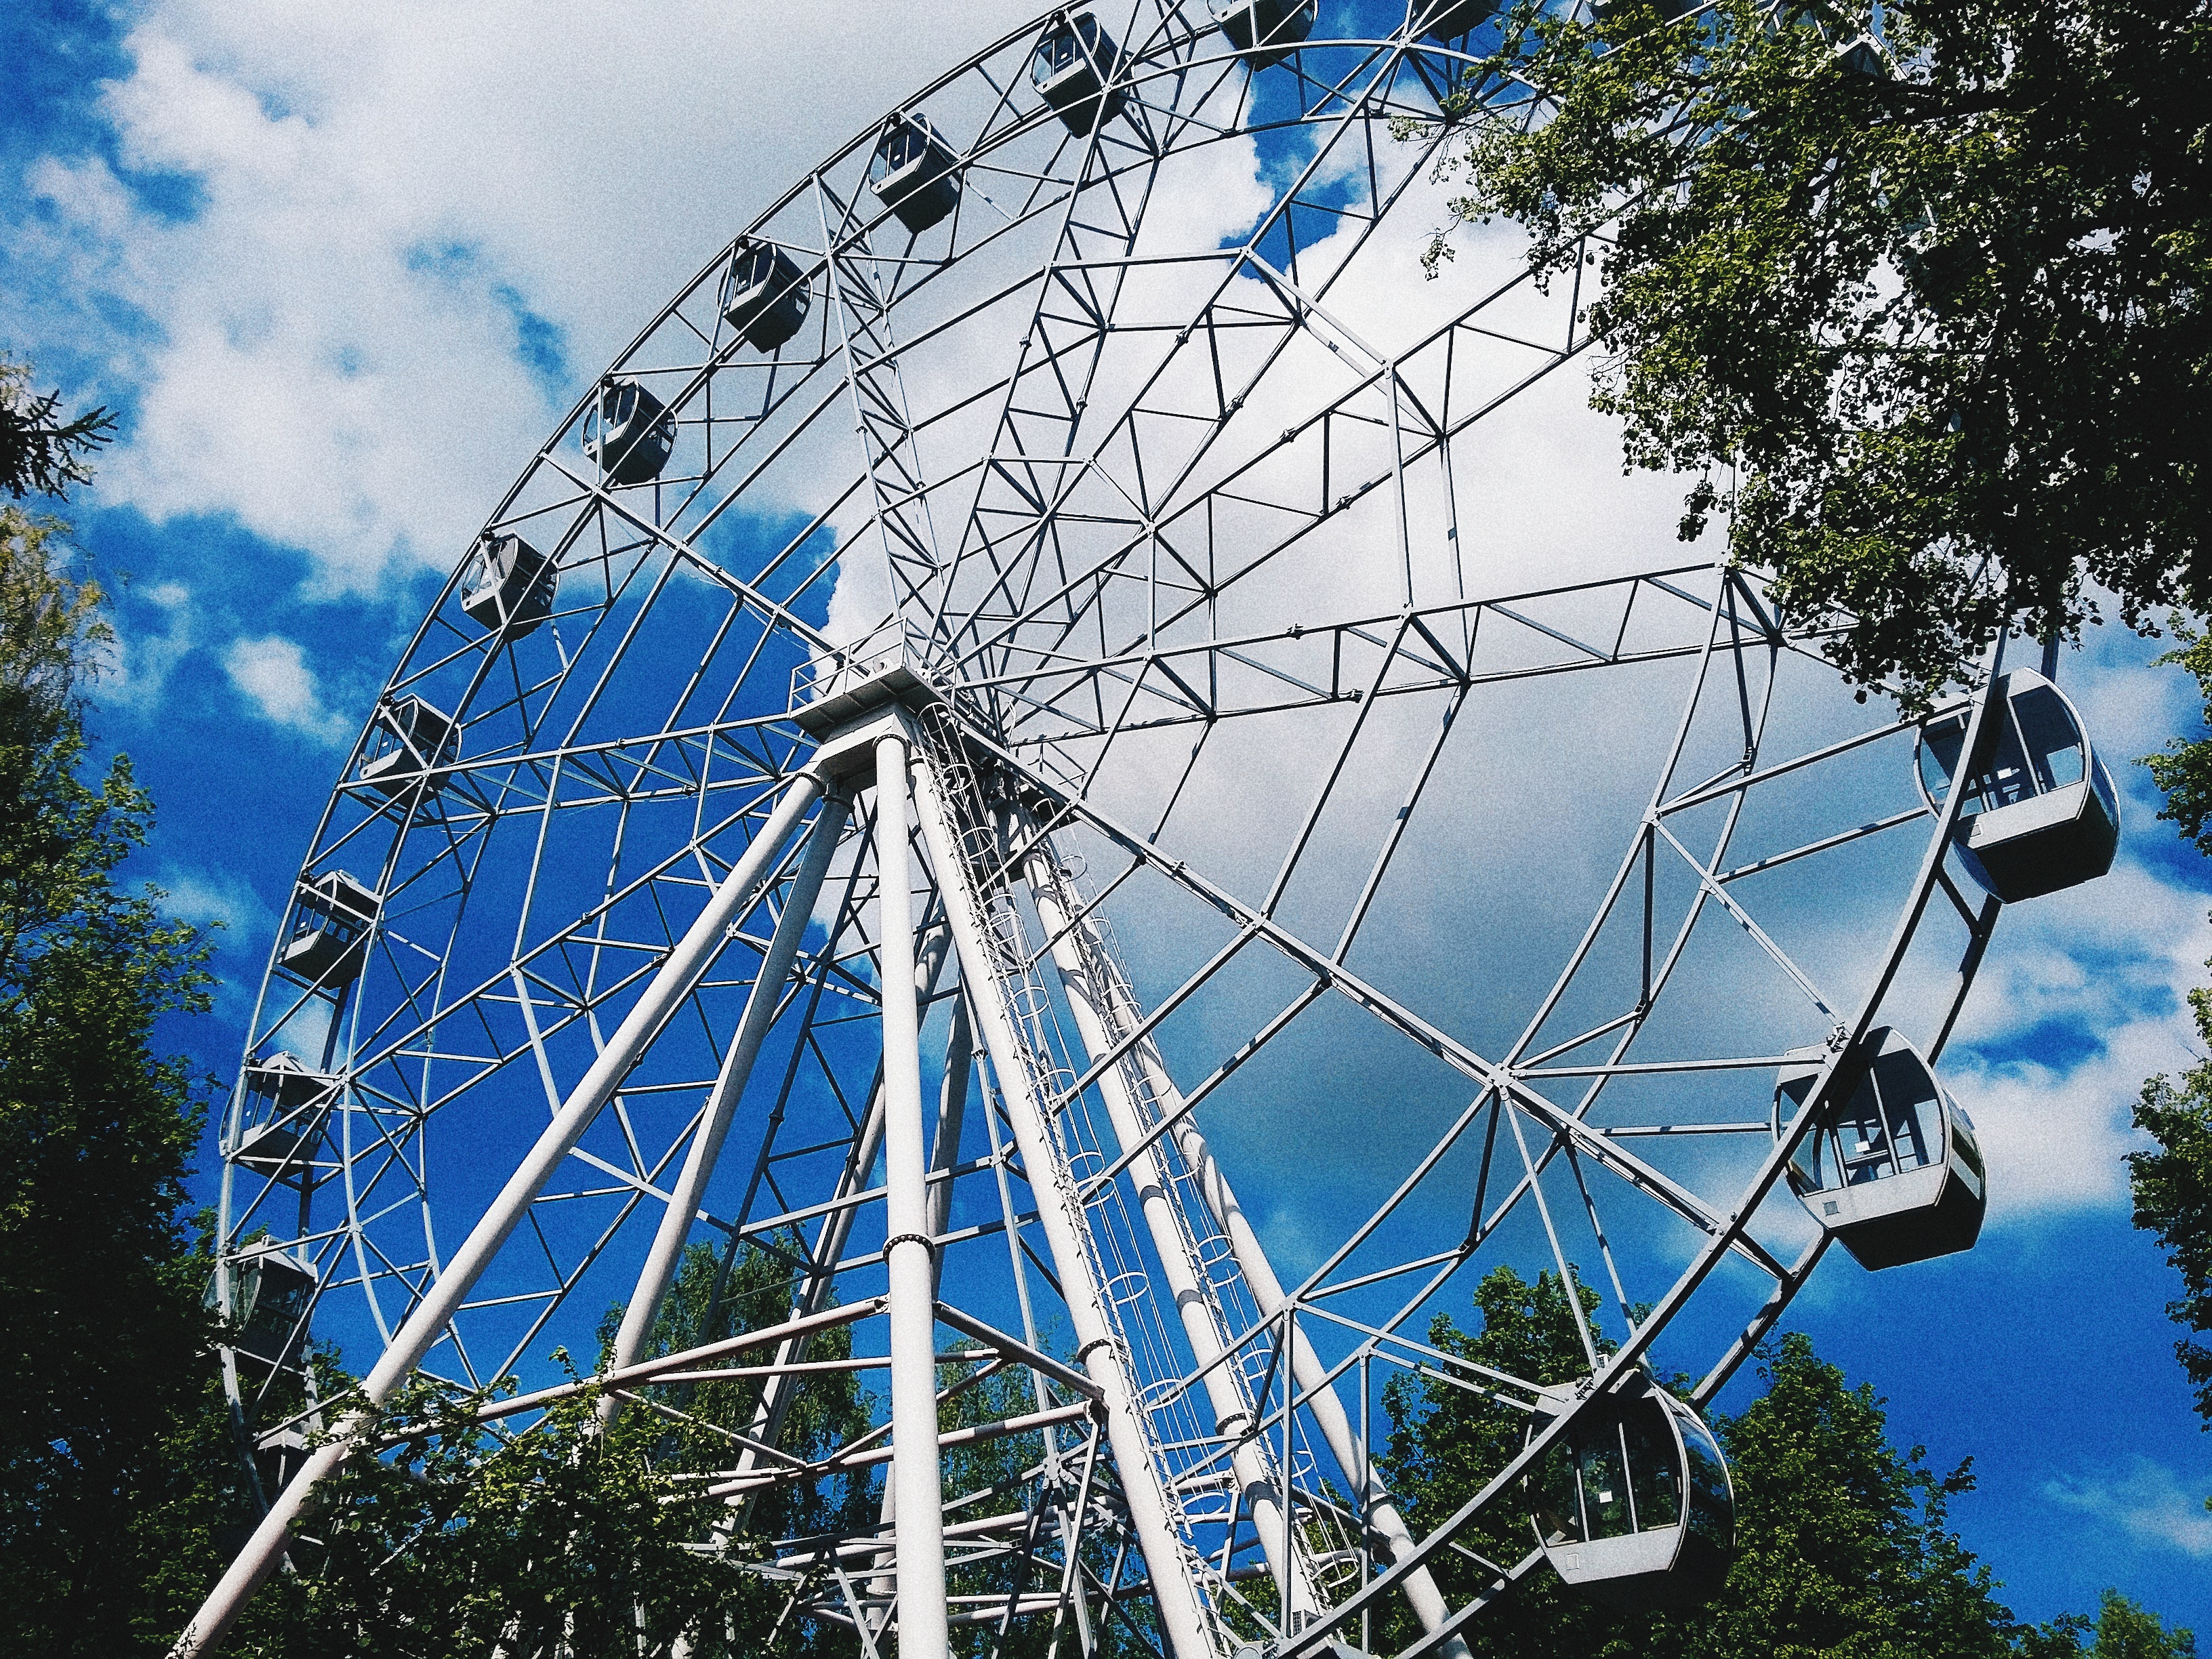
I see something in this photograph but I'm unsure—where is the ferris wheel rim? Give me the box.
[205,7,2024,1650]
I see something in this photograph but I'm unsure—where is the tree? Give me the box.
[1378,1265,1621,1658]
[2132,639,2212,1435]
[1415,0,2209,701]
[2024,1591,2198,1659]
[1701,1332,2018,1659]
[1379,1267,2133,1657]
[599,1235,879,1548]
[0,367,237,1655]
[1,352,114,501]
[2129,987,2212,1431]
[226,1368,779,1659]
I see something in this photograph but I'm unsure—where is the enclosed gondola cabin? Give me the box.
[1530,1378,1734,1609]
[213,1246,318,1372]
[582,377,676,485]
[233,1053,335,1189]
[720,242,811,351]
[357,694,458,799]
[1214,0,1315,66]
[1776,1027,1986,1271]
[872,114,961,233]
[1917,666,2120,903]
[1833,33,1887,78]
[1417,0,1499,39]
[279,869,378,989]
[1033,14,1126,136]
[461,531,556,637]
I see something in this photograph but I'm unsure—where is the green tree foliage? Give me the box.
[230,1237,885,1658]
[1416,0,2210,701]
[0,352,114,501]
[0,366,236,1656]
[1700,1332,2015,1659]
[2130,983,2212,1431]
[2135,638,2212,1433]
[600,1237,878,1544]
[1379,1266,1618,1656]
[227,1370,778,1659]
[1379,1267,2121,1657]
[2024,1590,2199,1659]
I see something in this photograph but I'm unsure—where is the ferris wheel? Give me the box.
[190,1,2122,1654]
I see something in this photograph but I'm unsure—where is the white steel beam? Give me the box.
[176,767,830,1657]
[1026,848,1326,1631]
[907,747,1218,1659]
[877,730,954,1659]
[600,791,853,1419]
[1040,854,1469,1657]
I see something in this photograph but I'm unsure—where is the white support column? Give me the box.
[174,769,829,1658]
[867,979,977,1630]
[721,925,954,1513]
[907,755,1218,1659]
[1027,853,1324,1629]
[1104,962,1471,1659]
[600,792,853,1422]
[877,731,952,1659]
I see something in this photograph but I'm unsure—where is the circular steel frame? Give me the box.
[206,3,2021,1654]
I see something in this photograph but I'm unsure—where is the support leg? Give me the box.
[173,770,827,1657]
[878,732,952,1659]
[600,793,852,1420]
[907,754,1217,1659]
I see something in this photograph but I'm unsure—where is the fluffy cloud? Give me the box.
[223,632,352,743]
[157,863,272,937]
[17,0,1044,596]
[2046,1458,2212,1559]
[95,577,197,711]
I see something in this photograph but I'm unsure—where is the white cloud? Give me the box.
[223,633,352,744]
[157,863,270,937]
[95,577,197,711]
[2046,1458,2212,1559]
[16,0,1045,597]
[1939,831,2212,1223]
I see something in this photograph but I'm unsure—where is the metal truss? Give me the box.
[192,5,2010,1658]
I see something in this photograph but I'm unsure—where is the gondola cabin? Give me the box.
[232,1053,335,1190]
[462,531,556,637]
[357,695,459,799]
[1833,33,1887,78]
[1033,14,1126,136]
[1776,1027,1986,1270]
[1530,1377,1734,1609]
[213,1247,318,1372]
[581,377,676,485]
[720,242,811,351]
[872,114,961,233]
[279,869,378,989]
[1214,0,1316,66]
[1418,0,1499,39]
[1916,666,2120,903]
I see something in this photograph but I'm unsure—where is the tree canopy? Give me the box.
[1376,1265,2165,1658]
[0,361,236,1656]
[1420,0,2210,701]
[2129,978,2212,1431]
[1,352,113,502]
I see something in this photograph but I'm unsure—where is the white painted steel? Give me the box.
[601,792,853,1420]
[877,731,955,1659]
[909,751,1219,1659]
[178,768,826,1656]
[1027,845,1327,1626]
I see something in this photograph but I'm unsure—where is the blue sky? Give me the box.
[6,0,2211,1636]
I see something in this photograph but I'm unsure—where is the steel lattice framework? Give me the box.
[187,3,2038,1656]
